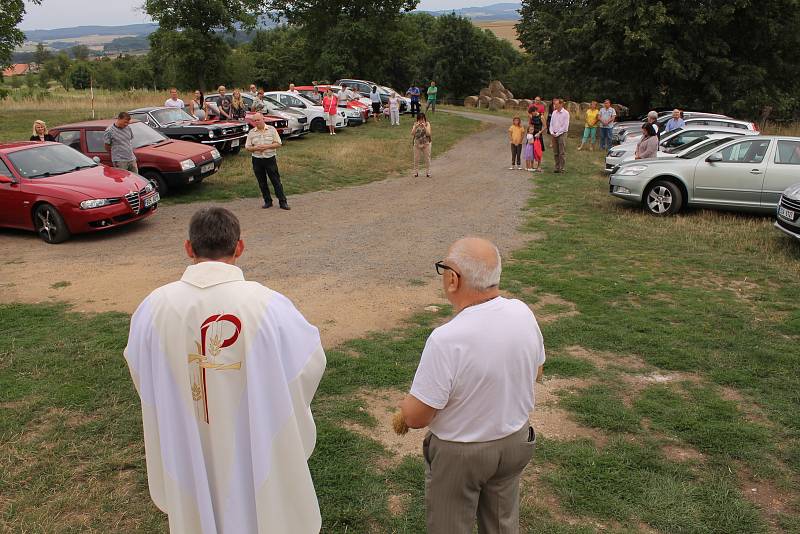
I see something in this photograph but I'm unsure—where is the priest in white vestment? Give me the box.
[124,207,326,534]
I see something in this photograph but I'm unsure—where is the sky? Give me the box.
[20,0,501,30]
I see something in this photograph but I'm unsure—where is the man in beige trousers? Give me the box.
[400,237,546,533]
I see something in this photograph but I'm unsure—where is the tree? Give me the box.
[69,44,91,61]
[41,52,72,90]
[68,62,92,90]
[516,0,800,118]
[33,43,51,69]
[424,14,520,99]
[0,0,43,69]
[143,0,266,90]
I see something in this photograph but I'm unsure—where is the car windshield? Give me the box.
[152,108,195,125]
[679,137,734,159]
[301,91,322,104]
[670,136,710,154]
[130,121,168,148]
[264,96,288,111]
[7,144,97,178]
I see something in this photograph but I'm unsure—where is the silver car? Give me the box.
[612,112,731,144]
[609,136,800,216]
[605,126,757,172]
[775,182,800,240]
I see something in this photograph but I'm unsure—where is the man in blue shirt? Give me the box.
[406,83,421,116]
[665,109,685,132]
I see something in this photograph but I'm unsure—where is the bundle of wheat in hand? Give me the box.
[392,410,409,435]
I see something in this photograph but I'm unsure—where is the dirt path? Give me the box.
[0,112,533,348]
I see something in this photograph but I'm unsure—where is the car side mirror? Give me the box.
[92,156,101,164]
[706,152,723,163]
[0,174,14,184]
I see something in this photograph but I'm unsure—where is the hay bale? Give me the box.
[463,95,479,108]
[487,80,507,98]
[489,97,506,110]
[479,88,491,98]
[565,101,581,117]
[478,95,492,108]
[506,98,520,109]
[504,89,514,100]
[518,98,532,110]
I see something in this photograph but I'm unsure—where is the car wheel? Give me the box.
[33,204,70,244]
[142,171,169,195]
[644,180,683,216]
[311,117,326,132]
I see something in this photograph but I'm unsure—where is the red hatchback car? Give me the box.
[50,120,222,194]
[0,142,158,243]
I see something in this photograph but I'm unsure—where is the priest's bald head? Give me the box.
[184,207,245,264]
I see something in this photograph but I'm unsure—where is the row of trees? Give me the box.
[4,12,521,101]
[516,0,800,119]
[6,0,800,119]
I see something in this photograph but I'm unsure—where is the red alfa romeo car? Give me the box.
[0,142,158,243]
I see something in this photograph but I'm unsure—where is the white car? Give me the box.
[619,115,758,144]
[266,91,346,132]
[605,126,758,172]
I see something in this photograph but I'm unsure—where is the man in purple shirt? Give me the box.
[548,98,570,173]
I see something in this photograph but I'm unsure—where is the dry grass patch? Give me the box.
[737,465,797,530]
[342,388,425,468]
[661,443,706,463]
[528,294,580,324]
[563,345,649,373]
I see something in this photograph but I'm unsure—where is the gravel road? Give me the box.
[0,111,534,347]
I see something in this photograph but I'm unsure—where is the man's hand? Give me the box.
[399,394,437,429]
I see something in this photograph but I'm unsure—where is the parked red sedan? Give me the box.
[50,120,222,194]
[0,142,158,243]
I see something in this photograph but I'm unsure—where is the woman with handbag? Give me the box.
[411,113,432,178]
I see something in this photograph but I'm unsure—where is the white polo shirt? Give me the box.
[410,296,545,443]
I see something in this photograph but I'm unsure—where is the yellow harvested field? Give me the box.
[474,20,522,49]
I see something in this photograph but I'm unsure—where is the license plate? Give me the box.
[201,162,214,173]
[778,206,795,220]
[144,193,160,208]
[231,139,240,148]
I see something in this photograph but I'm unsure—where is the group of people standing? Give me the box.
[508,97,619,173]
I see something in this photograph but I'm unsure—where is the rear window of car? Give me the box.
[86,130,107,153]
[775,140,800,164]
[56,130,81,150]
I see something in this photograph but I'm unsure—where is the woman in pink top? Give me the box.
[322,89,339,136]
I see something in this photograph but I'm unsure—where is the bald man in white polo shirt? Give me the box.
[400,237,546,534]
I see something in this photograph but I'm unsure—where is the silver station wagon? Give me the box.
[609,136,800,215]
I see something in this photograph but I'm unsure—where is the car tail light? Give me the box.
[752,122,760,131]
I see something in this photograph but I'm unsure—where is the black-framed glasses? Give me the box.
[435,261,461,279]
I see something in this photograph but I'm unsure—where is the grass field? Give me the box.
[475,20,522,49]
[2,105,800,532]
[0,89,484,204]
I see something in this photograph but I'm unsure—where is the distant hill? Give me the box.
[23,24,159,42]
[421,2,520,21]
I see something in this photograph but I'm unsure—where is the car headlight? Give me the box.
[617,165,648,176]
[142,182,155,194]
[244,124,250,131]
[211,149,221,159]
[609,151,626,158]
[180,159,196,171]
[208,130,215,139]
[80,198,112,209]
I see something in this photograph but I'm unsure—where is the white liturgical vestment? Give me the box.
[124,261,326,534]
